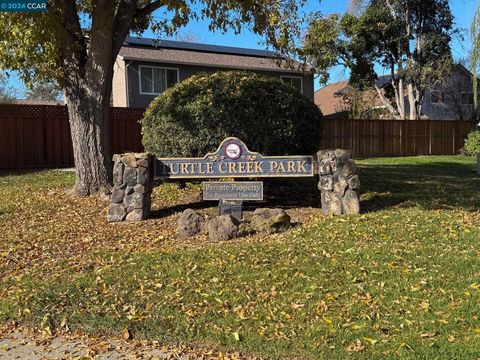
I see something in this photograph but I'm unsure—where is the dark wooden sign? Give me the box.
[155,137,314,179]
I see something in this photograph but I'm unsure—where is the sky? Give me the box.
[5,0,477,97]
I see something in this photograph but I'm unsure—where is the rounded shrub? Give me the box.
[464,130,480,156]
[141,71,323,157]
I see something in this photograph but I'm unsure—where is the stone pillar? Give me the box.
[317,149,360,215]
[107,153,154,222]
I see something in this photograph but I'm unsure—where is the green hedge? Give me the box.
[141,71,323,157]
[465,130,480,156]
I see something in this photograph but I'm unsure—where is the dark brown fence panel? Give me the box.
[0,105,145,169]
[0,104,477,169]
[319,118,475,157]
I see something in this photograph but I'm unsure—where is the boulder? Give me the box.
[347,175,361,190]
[208,215,239,241]
[321,191,342,215]
[177,209,205,239]
[124,192,144,209]
[113,161,124,186]
[342,190,360,215]
[126,208,145,222]
[137,158,149,168]
[318,162,332,176]
[250,208,291,234]
[121,154,137,167]
[107,204,127,223]
[137,167,149,185]
[333,174,348,196]
[110,187,125,204]
[123,167,137,186]
[342,159,357,178]
[318,175,334,191]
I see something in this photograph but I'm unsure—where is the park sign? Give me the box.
[155,137,314,179]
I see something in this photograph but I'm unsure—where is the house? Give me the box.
[112,37,314,108]
[315,65,479,120]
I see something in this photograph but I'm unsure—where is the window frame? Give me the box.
[138,65,180,96]
[280,75,304,94]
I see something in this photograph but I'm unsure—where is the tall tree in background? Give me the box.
[25,81,63,101]
[0,0,304,196]
[0,72,16,103]
[303,0,455,120]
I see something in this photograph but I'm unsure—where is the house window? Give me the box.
[280,76,303,93]
[139,66,179,95]
[462,92,474,105]
[430,91,445,104]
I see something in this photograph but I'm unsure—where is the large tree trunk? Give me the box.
[65,83,112,196]
[59,0,131,196]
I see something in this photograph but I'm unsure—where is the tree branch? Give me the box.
[135,0,166,19]
[374,85,401,119]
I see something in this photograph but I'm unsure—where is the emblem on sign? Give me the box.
[225,142,242,160]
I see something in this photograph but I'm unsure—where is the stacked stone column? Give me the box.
[317,149,360,215]
[107,153,154,222]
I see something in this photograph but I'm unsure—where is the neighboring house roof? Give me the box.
[314,81,349,117]
[118,37,304,74]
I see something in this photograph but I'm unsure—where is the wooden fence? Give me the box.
[319,119,475,157]
[0,105,144,169]
[0,104,476,169]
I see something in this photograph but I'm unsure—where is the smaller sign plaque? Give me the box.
[203,181,263,201]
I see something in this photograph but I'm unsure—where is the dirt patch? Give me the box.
[0,322,261,359]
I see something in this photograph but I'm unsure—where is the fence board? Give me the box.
[0,104,476,170]
[319,118,475,158]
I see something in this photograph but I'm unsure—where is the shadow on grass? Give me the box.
[358,161,480,212]
[150,178,321,219]
[151,160,479,218]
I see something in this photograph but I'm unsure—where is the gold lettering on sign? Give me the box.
[228,162,238,174]
[270,161,278,172]
[170,163,179,175]
[276,162,286,173]
[287,161,295,173]
[297,161,307,173]
[238,162,246,173]
[246,162,255,173]
[255,162,264,173]
[206,163,214,174]
[219,163,228,174]
[180,163,189,174]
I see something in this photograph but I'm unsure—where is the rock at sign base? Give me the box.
[123,167,137,186]
[208,215,239,241]
[342,190,360,215]
[177,209,205,239]
[251,208,291,234]
[322,191,342,216]
[342,159,357,178]
[126,208,144,222]
[121,154,138,168]
[107,204,127,222]
[111,187,125,203]
[319,175,334,191]
[113,161,124,186]
[347,175,360,190]
[333,174,348,196]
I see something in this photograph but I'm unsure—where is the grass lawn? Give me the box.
[1,155,480,359]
